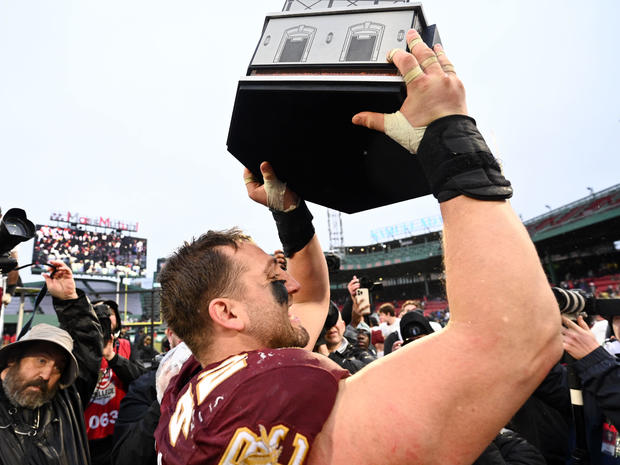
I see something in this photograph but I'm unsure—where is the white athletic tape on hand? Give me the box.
[264,174,299,212]
[384,111,427,154]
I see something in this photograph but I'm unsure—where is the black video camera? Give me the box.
[94,303,114,342]
[0,208,35,274]
[359,276,383,293]
[553,287,620,320]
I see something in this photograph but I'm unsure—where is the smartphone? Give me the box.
[355,288,371,315]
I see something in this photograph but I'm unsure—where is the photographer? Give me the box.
[0,260,102,464]
[562,315,620,463]
[342,275,373,345]
[85,300,146,465]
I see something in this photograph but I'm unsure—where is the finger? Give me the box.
[577,315,590,331]
[243,167,260,186]
[260,161,276,181]
[404,30,443,76]
[387,47,423,85]
[47,259,65,270]
[243,167,266,203]
[243,167,262,192]
[406,29,425,53]
[352,111,385,133]
[561,316,579,329]
[434,43,456,75]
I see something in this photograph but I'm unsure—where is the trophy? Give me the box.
[227,1,441,213]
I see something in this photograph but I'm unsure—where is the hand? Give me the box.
[103,339,115,361]
[274,249,287,270]
[392,340,404,352]
[352,29,467,136]
[356,303,371,316]
[1,293,11,305]
[316,344,329,356]
[562,316,600,360]
[244,161,299,212]
[43,260,78,300]
[347,275,360,299]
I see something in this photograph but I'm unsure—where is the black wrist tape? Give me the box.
[417,115,513,202]
[271,200,315,258]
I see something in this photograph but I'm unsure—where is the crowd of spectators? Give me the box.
[32,225,147,277]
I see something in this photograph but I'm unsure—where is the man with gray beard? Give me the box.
[0,260,102,465]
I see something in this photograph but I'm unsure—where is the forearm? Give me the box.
[288,235,330,349]
[288,235,329,305]
[441,197,562,362]
[54,291,103,405]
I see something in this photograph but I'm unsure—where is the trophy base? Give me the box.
[226,76,431,214]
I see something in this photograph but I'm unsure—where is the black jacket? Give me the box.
[110,370,159,465]
[508,362,572,465]
[573,346,620,464]
[0,291,103,465]
[473,431,547,465]
[328,339,376,374]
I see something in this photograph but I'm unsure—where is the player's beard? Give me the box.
[248,308,310,349]
[2,365,59,409]
[248,281,310,349]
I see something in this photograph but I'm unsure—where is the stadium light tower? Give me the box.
[327,209,344,251]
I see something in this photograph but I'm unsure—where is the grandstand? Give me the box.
[1,278,162,337]
[3,184,618,333]
[329,183,620,314]
[524,183,620,292]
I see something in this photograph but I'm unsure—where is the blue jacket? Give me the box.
[573,346,620,464]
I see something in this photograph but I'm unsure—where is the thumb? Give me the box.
[260,161,277,181]
[352,111,385,133]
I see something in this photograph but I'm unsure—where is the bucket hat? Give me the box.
[0,323,79,389]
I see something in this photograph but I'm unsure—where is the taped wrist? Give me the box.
[263,173,299,212]
[417,115,513,202]
[384,111,427,154]
[271,200,315,257]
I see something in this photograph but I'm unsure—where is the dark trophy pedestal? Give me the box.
[227,3,440,213]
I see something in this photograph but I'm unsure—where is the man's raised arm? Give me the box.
[308,30,563,465]
[245,162,329,349]
[45,260,103,407]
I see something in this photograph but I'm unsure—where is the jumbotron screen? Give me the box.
[31,225,148,277]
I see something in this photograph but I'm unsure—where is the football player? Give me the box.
[155,29,562,465]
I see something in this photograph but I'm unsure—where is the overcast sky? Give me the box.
[2,0,619,284]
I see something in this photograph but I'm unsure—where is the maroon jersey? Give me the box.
[155,348,349,465]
